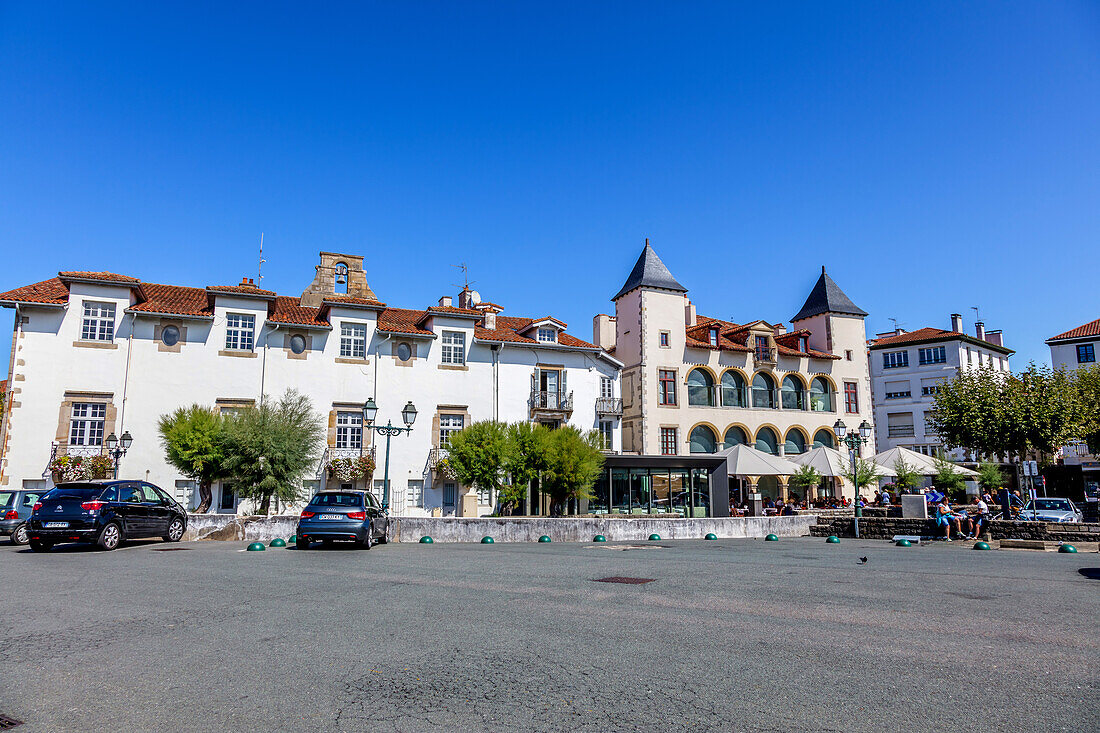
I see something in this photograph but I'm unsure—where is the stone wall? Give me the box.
[809,516,1100,542]
[184,513,298,542]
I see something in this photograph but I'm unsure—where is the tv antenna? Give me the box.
[889,317,904,332]
[971,305,981,323]
[452,262,475,291]
[258,233,266,285]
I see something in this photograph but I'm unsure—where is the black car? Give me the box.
[27,480,188,552]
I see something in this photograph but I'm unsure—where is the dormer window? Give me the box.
[537,327,557,343]
[799,336,808,352]
[334,262,349,294]
[709,328,719,347]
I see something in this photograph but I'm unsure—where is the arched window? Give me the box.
[784,428,807,455]
[723,426,748,448]
[689,425,718,454]
[813,428,836,449]
[721,370,747,407]
[752,373,776,409]
[687,368,715,406]
[781,375,805,410]
[810,377,833,412]
[334,262,349,295]
[755,427,779,455]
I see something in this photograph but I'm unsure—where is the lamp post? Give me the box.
[362,398,417,513]
[105,431,133,480]
[834,419,872,538]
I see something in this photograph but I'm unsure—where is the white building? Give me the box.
[0,253,622,516]
[868,314,1013,459]
[1046,317,1099,494]
[593,243,875,502]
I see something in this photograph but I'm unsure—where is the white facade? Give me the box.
[1046,317,1099,480]
[0,255,622,516]
[868,315,1013,460]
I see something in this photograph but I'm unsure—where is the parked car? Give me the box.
[297,490,388,549]
[1,489,45,545]
[1019,497,1083,523]
[27,480,188,552]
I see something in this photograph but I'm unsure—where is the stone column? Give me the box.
[777,476,790,502]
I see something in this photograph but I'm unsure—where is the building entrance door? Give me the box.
[442,483,457,516]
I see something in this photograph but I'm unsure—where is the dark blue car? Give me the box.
[1,489,45,545]
[297,490,388,549]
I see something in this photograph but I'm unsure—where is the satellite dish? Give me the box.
[469,290,481,305]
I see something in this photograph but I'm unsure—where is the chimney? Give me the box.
[985,330,1003,348]
[484,311,496,330]
[240,277,254,287]
[685,300,696,327]
[950,313,963,333]
[439,296,453,307]
[975,321,986,341]
[593,313,616,350]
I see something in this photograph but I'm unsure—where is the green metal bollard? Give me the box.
[704,533,718,541]
[973,541,991,551]
[288,535,296,544]
[764,534,779,542]
[648,533,661,541]
[538,535,552,543]
[593,535,607,542]
[269,538,286,548]
[481,536,495,544]
[1058,544,1078,553]
[246,542,265,552]
[419,536,434,544]
[825,535,840,544]
[896,539,912,547]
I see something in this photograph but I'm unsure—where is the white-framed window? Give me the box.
[407,480,424,508]
[599,420,614,450]
[882,351,909,369]
[477,485,491,504]
[174,480,196,509]
[537,327,557,343]
[439,414,464,446]
[81,301,115,341]
[600,376,614,399]
[339,323,367,359]
[219,483,236,511]
[225,313,255,351]
[69,403,106,445]
[335,411,363,449]
[372,479,385,504]
[918,346,946,365]
[709,328,719,347]
[441,331,465,364]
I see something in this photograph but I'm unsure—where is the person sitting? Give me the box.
[934,499,961,541]
[969,494,990,538]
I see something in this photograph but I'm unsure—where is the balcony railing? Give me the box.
[888,425,915,438]
[754,347,777,365]
[595,397,623,416]
[317,446,375,477]
[426,447,457,479]
[59,444,106,458]
[530,390,573,413]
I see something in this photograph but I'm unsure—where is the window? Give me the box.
[340,323,367,359]
[918,346,946,365]
[781,375,805,410]
[81,302,115,341]
[658,370,677,406]
[709,328,719,347]
[812,428,835,449]
[844,382,859,413]
[439,414,464,447]
[887,413,915,438]
[798,336,808,353]
[289,334,307,354]
[397,342,413,361]
[537,327,557,343]
[335,411,363,449]
[885,389,911,399]
[924,416,939,436]
[921,378,943,397]
[219,484,235,511]
[407,480,424,508]
[687,368,715,406]
[174,480,195,508]
[598,420,614,450]
[720,371,747,407]
[884,381,911,400]
[689,425,717,454]
[69,403,106,446]
[809,377,833,411]
[441,331,465,364]
[723,426,748,447]
[161,325,180,347]
[660,427,678,456]
[754,335,771,361]
[784,429,807,455]
[882,351,908,369]
[751,372,775,408]
[225,313,255,351]
[845,350,853,361]
[372,479,385,504]
[600,376,614,399]
[755,427,778,455]
[1078,344,1096,363]
[659,331,670,348]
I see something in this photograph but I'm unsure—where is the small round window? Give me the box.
[289,334,307,355]
[161,325,180,347]
[397,342,412,361]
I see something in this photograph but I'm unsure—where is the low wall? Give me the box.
[809,516,1100,542]
[388,515,817,543]
[184,513,298,542]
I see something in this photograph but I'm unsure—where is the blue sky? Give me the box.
[1,2,1098,369]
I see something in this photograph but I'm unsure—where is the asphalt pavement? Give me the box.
[0,536,1096,732]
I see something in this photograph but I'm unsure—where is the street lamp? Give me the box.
[362,398,417,512]
[104,430,133,479]
[834,419,872,538]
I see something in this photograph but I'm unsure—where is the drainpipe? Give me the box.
[374,332,392,400]
[260,322,281,405]
[118,311,137,430]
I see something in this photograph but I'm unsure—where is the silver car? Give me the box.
[1020,497,1083,523]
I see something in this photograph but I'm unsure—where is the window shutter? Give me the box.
[561,369,567,395]
[532,367,540,393]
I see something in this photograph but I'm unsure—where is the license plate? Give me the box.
[45,522,68,528]
[319,514,342,520]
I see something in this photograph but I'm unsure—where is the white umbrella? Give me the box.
[789,445,850,477]
[870,446,979,477]
[715,443,800,476]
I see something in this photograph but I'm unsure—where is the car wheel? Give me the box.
[29,540,53,552]
[11,523,29,545]
[163,518,185,542]
[362,525,373,550]
[97,522,122,551]
[377,525,388,544]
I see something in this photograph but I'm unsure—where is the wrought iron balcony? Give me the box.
[595,397,623,416]
[530,390,573,414]
[426,447,457,479]
[317,445,375,477]
[58,444,105,458]
[753,347,777,365]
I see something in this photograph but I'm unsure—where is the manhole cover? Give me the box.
[592,577,656,585]
[152,548,191,552]
[0,714,24,729]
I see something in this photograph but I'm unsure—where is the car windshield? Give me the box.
[309,493,363,507]
[1030,499,1071,511]
[42,485,104,500]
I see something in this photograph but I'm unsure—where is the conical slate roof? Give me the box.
[613,241,687,300]
[791,267,867,321]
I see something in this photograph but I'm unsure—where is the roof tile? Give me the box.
[0,278,70,305]
[59,271,140,284]
[1048,318,1100,342]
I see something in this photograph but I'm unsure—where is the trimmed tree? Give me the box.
[220,389,324,515]
[844,457,882,499]
[445,420,510,510]
[157,405,226,513]
[541,426,605,516]
[503,422,552,515]
[790,465,822,501]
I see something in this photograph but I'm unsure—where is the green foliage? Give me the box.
[502,422,552,511]
[976,460,1005,492]
[1075,365,1100,455]
[220,390,324,515]
[158,405,226,513]
[790,465,822,491]
[844,457,881,492]
[541,426,606,515]
[445,420,511,501]
[932,455,968,502]
[891,457,922,493]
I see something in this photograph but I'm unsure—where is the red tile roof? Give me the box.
[476,315,596,349]
[269,296,329,328]
[0,278,70,305]
[321,294,386,309]
[686,316,837,359]
[130,283,211,317]
[58,271,140,284]
[1048,318,1100,342]
[869,326,1013,355]
[206,284,277,297]
[377,308,436,336]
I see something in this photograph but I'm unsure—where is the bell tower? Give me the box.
[300,252,377,306]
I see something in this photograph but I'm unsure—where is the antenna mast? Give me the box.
[258,233,266,285]
[971,305,981,323]
[451,262,475,291]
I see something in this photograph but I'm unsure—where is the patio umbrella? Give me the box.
[870,446,979,478]
[715,442,800,476]
[788,445,850,477]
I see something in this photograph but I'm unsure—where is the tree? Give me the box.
[502,422,552,514]
[158,405,226,513]
[932,455,967,502]
[976,460,1005,493]
[844,457,881,498]
[929,365,1012,458]
[541,426,605,516]
[790,465,822,499]
[891,457,922,494]
[220,389,324,515]
[1073,365,1100,455]
[445,421,510,508]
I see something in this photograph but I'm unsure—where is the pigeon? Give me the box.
[857,557,868,565]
